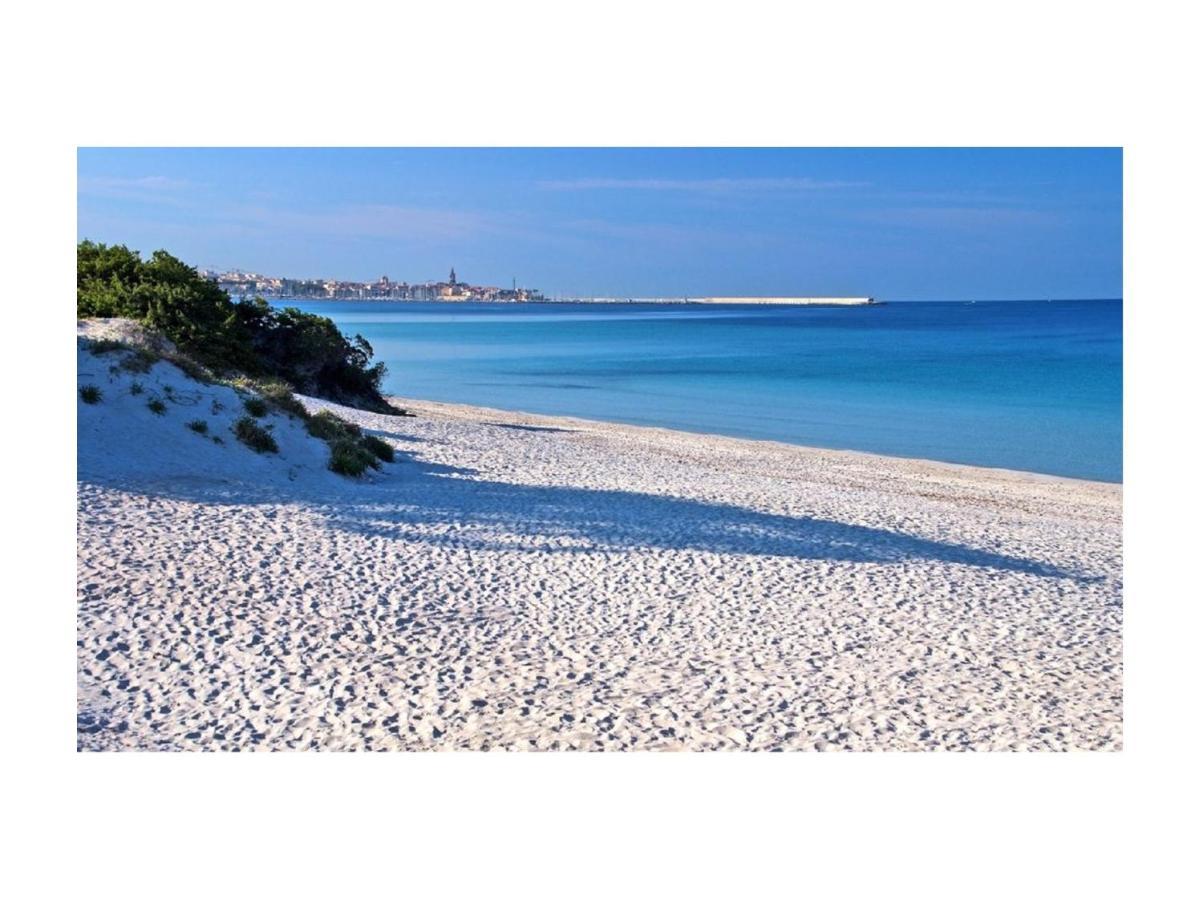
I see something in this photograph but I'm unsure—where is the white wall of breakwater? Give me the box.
[698,297,875,305]
[547,296,877,305]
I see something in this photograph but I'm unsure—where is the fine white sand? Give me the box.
[77,324,1123,750]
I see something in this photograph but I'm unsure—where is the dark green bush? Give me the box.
[361,434,395,463]
[147,397,167,415]
[186,419,208,435]
[77,241,390,410]
[129,381,144,395]
[79,385,102,404]
[233,416,278,453]
[243,396,269,418]
[328,438,378,476]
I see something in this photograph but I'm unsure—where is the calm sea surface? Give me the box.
[272,299,1122,482]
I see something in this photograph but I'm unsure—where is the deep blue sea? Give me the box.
[272,299,1122,482]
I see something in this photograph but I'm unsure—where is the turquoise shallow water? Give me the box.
[273,299,1122,482]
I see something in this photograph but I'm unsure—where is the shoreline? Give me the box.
[389,395,1122,489]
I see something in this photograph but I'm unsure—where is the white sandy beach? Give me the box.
[77,325,1123,750]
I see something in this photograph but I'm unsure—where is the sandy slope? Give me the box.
[77,328,1122,750]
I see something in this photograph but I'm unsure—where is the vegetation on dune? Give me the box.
[252,379,309,418]
[77,241,394,412]
[242,396,269,418]
[116,348,157,374]
[304,409,396,475]
[233,416,278,454]
[79,240,406,477]
[361,434,396,463]
[305,408,362,442]
[85,338,127,356]
[79,385,102,404]
[328,438,380,477]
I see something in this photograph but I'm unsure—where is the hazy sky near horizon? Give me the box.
[77,148,1121,300]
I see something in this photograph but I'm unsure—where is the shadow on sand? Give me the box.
[82,438,1086,581]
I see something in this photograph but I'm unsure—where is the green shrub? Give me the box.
[233,416,278,453]
[186,419,208,435]
[77,241,390,410]
[328,438,378,476]
[146,397,167,415]
[129,381,144,395]
[306,409,361,442]
[361,434,395,463]
[79,385,102,404]
[243,396,269,418]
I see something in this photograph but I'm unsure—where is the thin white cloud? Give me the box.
[78,175,195,203]
[537,176,867,192]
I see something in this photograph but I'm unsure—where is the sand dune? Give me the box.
[77,332,1122,750]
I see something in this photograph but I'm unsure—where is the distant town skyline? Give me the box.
[204,264,545,302]
[77,148,1122,301]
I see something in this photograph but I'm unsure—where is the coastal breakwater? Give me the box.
[549,296,877,305]
[697,296,875,305]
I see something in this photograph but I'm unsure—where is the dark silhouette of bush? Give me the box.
[243,396,269,418]
[79,385,102,404]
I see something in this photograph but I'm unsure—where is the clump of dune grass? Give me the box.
[186,419,208,435]
[233,416,278,453]
[328,438,379,476]
[305,409,362,442]
[79,384,103,404]
[361,434,395,463]
[243,396,269,418]
[85,338,126,356]
[167,353,214,384]
[129,381,144,396]
[304,409,397,475]
[146,397,167,415]
[256,380,308,418]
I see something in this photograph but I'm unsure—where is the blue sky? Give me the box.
[77,148,1121,300]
